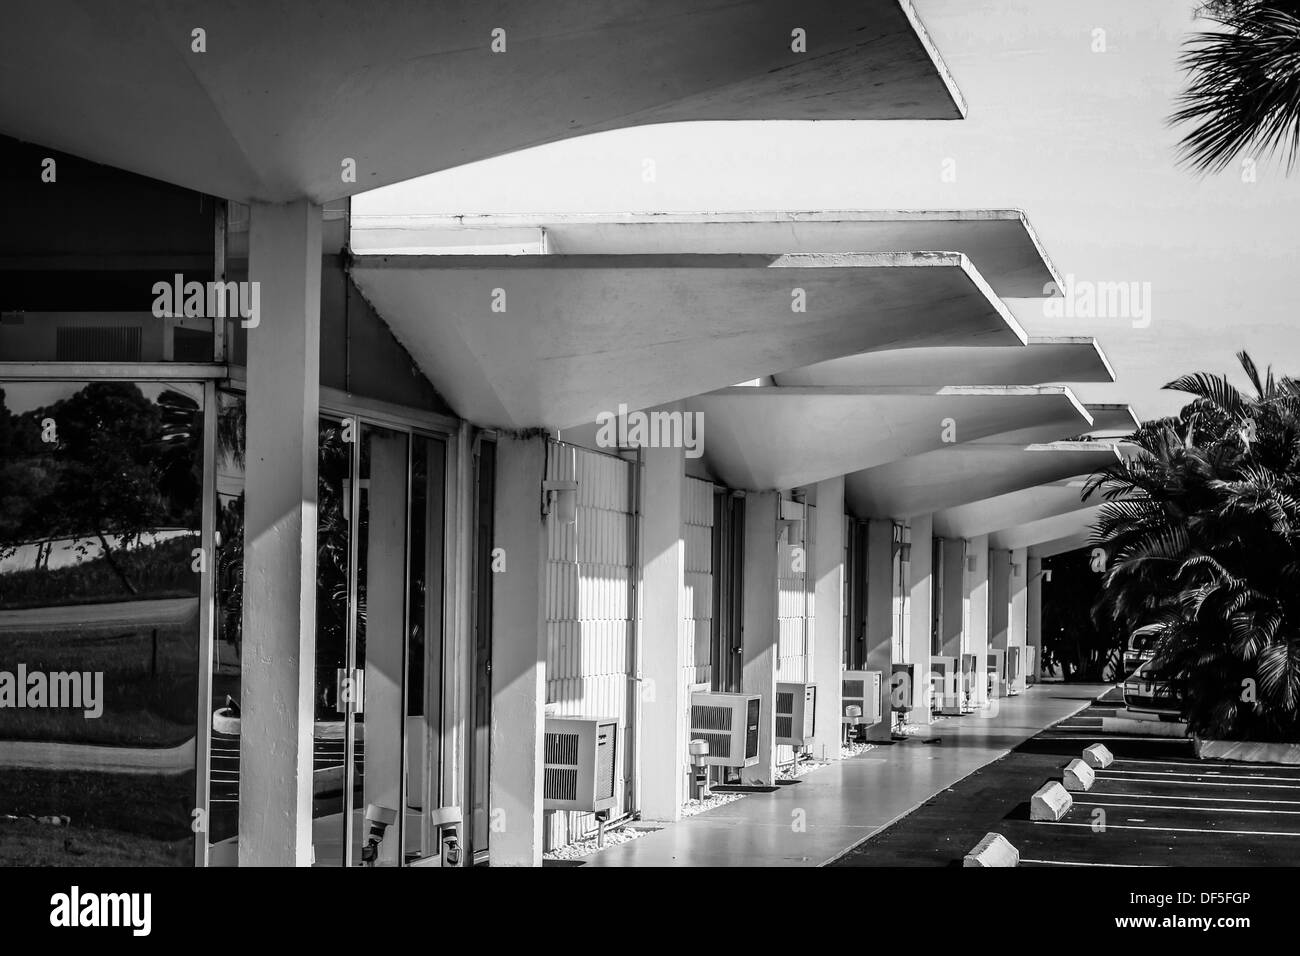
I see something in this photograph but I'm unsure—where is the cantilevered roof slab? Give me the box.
[1083,404,1140,436]
[934,479,1093,540]
[1,0,962,203]
[686,386,1089,491]
[1030,532,1093,559]
[847,441,1120,520]
[777,337,1113,387]
[990,506,1102,552]
[351,210,1057,298]
[349,252,1026,430]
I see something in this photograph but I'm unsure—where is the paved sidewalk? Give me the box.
[583,682,1105,867]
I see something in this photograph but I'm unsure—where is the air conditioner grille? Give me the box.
[595,726,616,801]
[776,715,793,739]
[696,731,731,758]
[745,697,761,758]
[691,704,735,732]
[776,691,795,715]
[843,679,864,699]
[55,326,142,362]
[544,731,580,767]
[544,767,578,801]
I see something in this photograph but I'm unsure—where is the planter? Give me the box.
[1194,738,1300,765]
[211,707,357,740]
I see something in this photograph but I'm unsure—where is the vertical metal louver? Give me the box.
[594,726,616,801]
[745,696,761,759]
[55,326,143,362]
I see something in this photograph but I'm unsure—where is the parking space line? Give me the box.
[1076,799,1300,815]
[1089,791,1300,805]
[1095,777,1300,790]
[1101,768,1300,782]
[1113,758,1300,773]
[1035,821,1300,837]
[1036,735,1183,742]
[1018,858,1164,867]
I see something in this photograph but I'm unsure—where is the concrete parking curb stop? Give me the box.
[1082,743,1114,769]
[1030,781,1073,821]
[964,832,1019,867]
[1062,758,1095,791]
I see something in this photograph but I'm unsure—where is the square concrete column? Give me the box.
[1027,555,1043,683]
[907,514,933,725]
[863,518,895,741]
[639,442,687,821]
[989,547,1011,698]
[1009,547,1029,693]
[938,538,963,659]
[238,200,321,867]
[741,491,781,785]
[964,535,990,708]
[489,435,548,866]
[811,477,844,761]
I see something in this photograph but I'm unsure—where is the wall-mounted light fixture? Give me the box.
[1011,562,1023,578]
[542,478,579,525]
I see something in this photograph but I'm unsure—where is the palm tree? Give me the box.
[1172,1,1300,174]
[1086,351,1300,740]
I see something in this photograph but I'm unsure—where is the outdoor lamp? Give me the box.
[689,738,711,800]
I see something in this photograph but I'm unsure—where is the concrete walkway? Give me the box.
[584,683,1105,867]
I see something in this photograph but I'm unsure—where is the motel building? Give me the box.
[0,2,1136,867]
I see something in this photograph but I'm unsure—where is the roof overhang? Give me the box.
[350,210,1058,298]
[1083,404,1140,436]
[0,0,963,203]
[1030,532,1093,560]
[989,505,1102,552]
[349,251,1026,430]
[777,336,1113,387]
[847,441,1120,519]
[686,386,1090,491]
[934,479,1095,540]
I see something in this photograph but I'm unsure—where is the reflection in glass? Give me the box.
[0,381,203,866]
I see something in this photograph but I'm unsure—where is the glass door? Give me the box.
[311,418,447,867]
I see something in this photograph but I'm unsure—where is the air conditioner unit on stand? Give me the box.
[543,716,619,813]
[775,682,816,747]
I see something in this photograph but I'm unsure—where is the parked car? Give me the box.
[1123,656,1185,720]
[1123,623,1163,675]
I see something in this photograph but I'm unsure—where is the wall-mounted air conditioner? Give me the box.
[775,682,816,746]
[960,653,979,712]
[1007,646,1023,696]
[930,655,962,715]
[842,670,882,726]
[689,692,761,767]
[543,716,619,813]
[987,649,1006,698]
[890,663,914,711]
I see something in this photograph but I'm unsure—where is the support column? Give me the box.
[863,519,894,741]
[238,200,321,867]
[488,435,548,867]
[989,547,1011,698]
[811,477,844,761]
[907,514,933,725]
[1009,547,1029,693]
[639,442,687,821]
[1027,555,1043,684]
[741,491,780,786]
[964,535,990,708]
[938,539,963,659]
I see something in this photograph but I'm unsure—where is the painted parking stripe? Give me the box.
[1100,768,1300,782]
[1036,735,1185,742]
[1094,777,1300,790]
[1034,820,1300,837]
[1089,791,1300,806]
[1076,799,1300,815]
[1019,858,1164,867]
[1114,757,1300,773]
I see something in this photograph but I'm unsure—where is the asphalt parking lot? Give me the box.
[832,686,1300,866]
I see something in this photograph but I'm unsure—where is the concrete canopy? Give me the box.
[1,0,962,203]
[1083,404,1140,436]
[777,336,1113,387]
[687,386,1090,491]
[349,251,1026,431]
[847,441,1120,520]
[351,210,1058,298]
[1030,532,1093,559]
[933,479,1094,540]
[990,506,1103,552]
